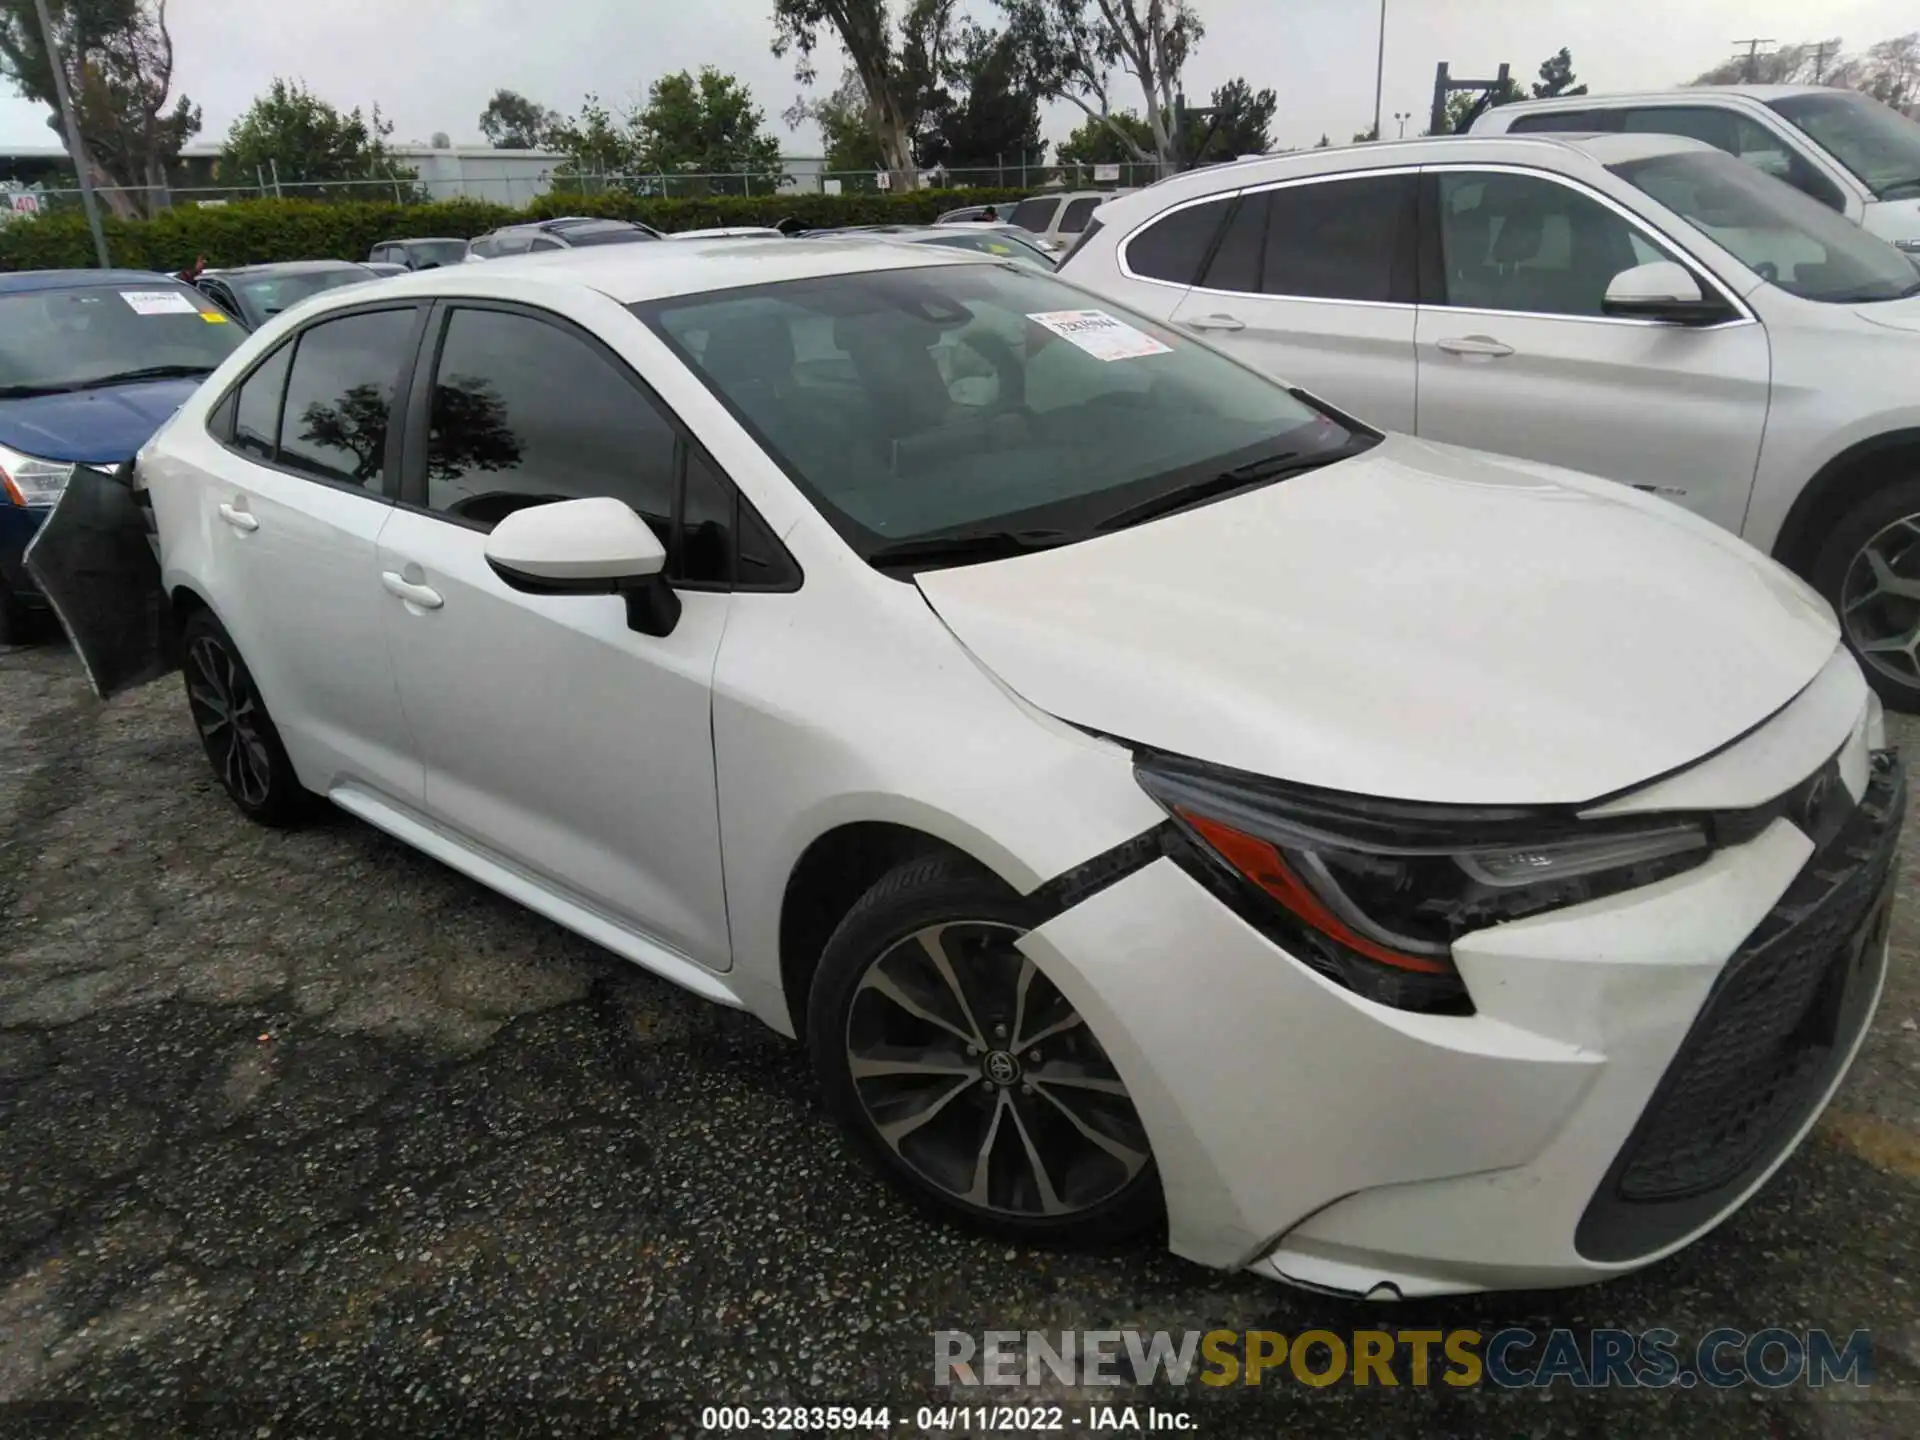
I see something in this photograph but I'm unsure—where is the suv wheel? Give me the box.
[808,855,1161,1243]
[180,609,315,826]
[1813,478,1920,711]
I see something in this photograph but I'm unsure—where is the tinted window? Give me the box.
[424,308,678,536]
[1058,197,1101,234]
[468,236,499,259]
[1770,90,1920,200]
[531,236,565,251]
[1612,149,1919,304]
[231,343,292,459]
[276,308,416,489]
[1620,106,1844,209]
[1126,198,1230,284]
[559,223,656,247]
[1200,195,1265,291]
[1259,174,1413,301]
[1435,172,1650,317]
[1507,110,1622,134]
[644,264,1355,554]
[1007,197,1057,233]
[679,448,734,585]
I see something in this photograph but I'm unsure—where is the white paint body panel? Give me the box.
[123,241,1888,1298]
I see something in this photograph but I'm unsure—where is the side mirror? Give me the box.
[1602,260,1726,324]
[483,496,680,636]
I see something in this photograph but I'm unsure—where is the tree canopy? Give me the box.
[478,88,560,149]
[223,78,408,190]
[633,68,782,180]
[0,0,200,216]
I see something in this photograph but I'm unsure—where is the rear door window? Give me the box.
[230,343,292,459]
[1124,197,1232,285]
[1058,197,1102,234]
[1008,197,1058,234]
[1250,173,1417,302]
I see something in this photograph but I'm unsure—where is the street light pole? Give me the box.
[31,0,110,268]
[1372,0,1387,141]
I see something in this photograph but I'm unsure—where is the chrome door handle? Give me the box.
[1435,335,1514,358]
[217,502,258,532]
[381,570,444,609]
[1182,313,1246,332]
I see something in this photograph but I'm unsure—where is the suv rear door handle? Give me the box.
[217,502,258,532]
[1435,335,1515,358]
[381,571,443,610]
[1182,313,1246,333]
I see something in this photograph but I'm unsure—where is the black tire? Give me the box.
[808,853,1162,1245]
[179,608,316,826]
[1810,476,1920,712]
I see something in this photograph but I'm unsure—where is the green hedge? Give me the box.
[0,188,1034,272]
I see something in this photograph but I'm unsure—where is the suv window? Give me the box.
[1507,109,1620,135]
[492,231,534,256]
[1126,198,1230,284]
[1058,197,1101,234]
[424,306,677,530]
[1212,174,1415,302]
[276,308,417,489]
[1435,172,1655,318]
[1619,106,1846,210]
[231,342,292,459]
[531,236,565,251]
[1008,197,1058,233]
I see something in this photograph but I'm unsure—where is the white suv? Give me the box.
[1472,85,1920,253]
[1060,131,1920,707]
[27,242,1898,1298]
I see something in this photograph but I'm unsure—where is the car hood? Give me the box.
[915,434,1840,806]
[0,377,200,464]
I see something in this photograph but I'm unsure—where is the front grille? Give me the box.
[1576,751,1903,1263]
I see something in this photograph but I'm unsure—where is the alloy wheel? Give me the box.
[1841,514,1920,688]
[184,634,272,808]
[843,920,1150,1219]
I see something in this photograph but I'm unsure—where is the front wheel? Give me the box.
[1812,478,1920,712]
[808,855,1161,1244]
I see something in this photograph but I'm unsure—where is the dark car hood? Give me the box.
[0,377,201,464]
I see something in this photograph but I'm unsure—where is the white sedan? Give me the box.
[28,240,1900,1297]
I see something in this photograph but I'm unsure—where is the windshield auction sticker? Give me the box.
[1027,309,1173,362]
[119,290,199,316]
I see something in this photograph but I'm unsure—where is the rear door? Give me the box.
[1166,170,1420,431]
[187,305,428,805]
[1412,166,1771,531]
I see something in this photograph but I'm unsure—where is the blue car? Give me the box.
[0,269,244,642]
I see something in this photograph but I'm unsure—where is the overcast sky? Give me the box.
[1,0,1911,157]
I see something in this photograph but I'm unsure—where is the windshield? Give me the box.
[1609,148,1920,303]
[559,223,656,246]
[0,282,244,393]
[235,268,374,321]
[1769,90,1920,200]
[639,263,1357,556]
[405,239,469,265]
[916,230,1058,268]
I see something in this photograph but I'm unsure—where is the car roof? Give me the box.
[381,236,464,245]
[206,260,374,279]
[0,268,182,294]
[1492,84,1828,114]
[338,235,988,308]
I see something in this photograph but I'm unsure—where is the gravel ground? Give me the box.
[2,638,1918,1439]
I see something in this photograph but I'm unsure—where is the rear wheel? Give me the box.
[179,609,315,826]
[1812,478,1920,712]
[808,854,1161,1244]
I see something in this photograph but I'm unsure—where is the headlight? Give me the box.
[1135,755,1709,1012]
[0,442,76,507]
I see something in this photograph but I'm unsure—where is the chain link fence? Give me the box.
[2,157,1165,219]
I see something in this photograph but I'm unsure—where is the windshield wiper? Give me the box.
[68,364,217,390]
[1095,440,1369,533]
[867,527,1075,568]
[0,382,78,399]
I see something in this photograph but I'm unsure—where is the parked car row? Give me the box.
[5,85,1918,1303]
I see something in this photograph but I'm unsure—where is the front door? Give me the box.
[1167,171,1421,431]
[375,301,733,969]
[1414,167,1772,533]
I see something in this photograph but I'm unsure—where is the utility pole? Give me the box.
[31,0,111,268]
[1732,38,1776,83]
[1372,0,1387,143]
[1811,39,1839,83]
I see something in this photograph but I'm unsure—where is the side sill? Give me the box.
[328,783,745,1010]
